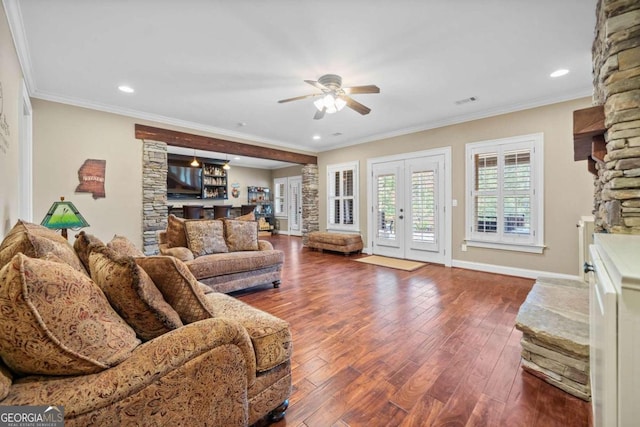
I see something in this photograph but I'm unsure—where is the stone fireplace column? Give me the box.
[302,164,319,245]
[142,140,168,254]
[592,0,640,233]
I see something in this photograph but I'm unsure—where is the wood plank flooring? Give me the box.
[236,235,591,427]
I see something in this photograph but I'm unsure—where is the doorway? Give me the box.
[367,147,451,266]
[288,176,302,236]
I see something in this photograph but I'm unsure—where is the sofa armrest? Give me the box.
[2,318,256,423]
[258,240,274,251]
[158,244,194,262]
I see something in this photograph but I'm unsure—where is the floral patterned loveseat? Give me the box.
[158,215,284,294]
[0,220,291,426]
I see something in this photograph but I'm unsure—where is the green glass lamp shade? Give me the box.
[41,197,89,236]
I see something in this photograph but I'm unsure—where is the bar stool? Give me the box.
[183,205,204,219]
[213,205,233,219]
[241,204,257,215]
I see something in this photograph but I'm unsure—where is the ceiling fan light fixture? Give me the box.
[314,94,346,114]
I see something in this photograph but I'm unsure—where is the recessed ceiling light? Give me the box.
[237,122,247,127]
[550,69,569,78]
[312,135,321,141]
[234,156,241,160]
[118,85,134,93]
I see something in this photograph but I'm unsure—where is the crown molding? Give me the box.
[318,87,593,152]
[3,0,36,94]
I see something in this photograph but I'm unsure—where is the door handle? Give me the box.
[399,215,404,220]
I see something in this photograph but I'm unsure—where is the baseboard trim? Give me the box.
[451,259,582,281]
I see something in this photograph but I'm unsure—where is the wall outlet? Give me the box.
[461,243,467,252]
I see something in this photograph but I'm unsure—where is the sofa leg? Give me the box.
[268,399,289,423]
[273,280,281,288]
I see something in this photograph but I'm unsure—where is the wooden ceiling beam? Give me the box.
[135,124,317,165]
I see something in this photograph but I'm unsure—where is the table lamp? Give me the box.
[41,196,90,239]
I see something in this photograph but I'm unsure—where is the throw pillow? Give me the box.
[73,231,106,271]
[165,214,188,248]
[0,254,139,376]
[184,219,228,256]
[0,220,87,274]
[88,246,184,341]
[107,235,145,258]
[136,256,215,324]
[234,211,256,221]
[224,219,259,252]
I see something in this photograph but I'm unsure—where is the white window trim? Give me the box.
[465,133,545,254]
[273,177,287,219]
[327,161,359,232]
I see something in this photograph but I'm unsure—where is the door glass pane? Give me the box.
[291,185,300,228]
[376,173,396,238]
[411,170,436,243]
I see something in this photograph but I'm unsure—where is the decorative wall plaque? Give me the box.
[75,159,106,199]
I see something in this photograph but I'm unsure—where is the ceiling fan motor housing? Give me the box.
[318,74,342,91]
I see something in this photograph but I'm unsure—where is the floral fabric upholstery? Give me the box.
[185,219,228,256]
[2,319,257,426]
[248,362,292,425]
[73,231,105,271]
[165,214,188,248]
[307,231,364,254]
[205,293,292,372]
[0,361,12,400]
[135,256,216,324]
[224,220,259,252]
[106,235,145,258]
[187,250,283,278]
[0,220,87,274]
[88,246,183,341]
[235,211,256,221]
[0,254,139,375]
[159,246,194,262]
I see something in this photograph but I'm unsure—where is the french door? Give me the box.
[371,153,446,263]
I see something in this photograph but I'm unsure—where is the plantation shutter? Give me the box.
[411,170,436,243]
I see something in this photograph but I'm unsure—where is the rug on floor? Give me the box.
[354,255,427,271]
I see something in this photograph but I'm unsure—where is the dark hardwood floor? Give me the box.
[236,235,591,427]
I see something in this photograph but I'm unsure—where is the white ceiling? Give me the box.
[5,0,596,166]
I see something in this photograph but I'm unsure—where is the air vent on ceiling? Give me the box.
[455,96,478,105]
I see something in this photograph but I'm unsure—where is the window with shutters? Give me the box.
[327,161,359,231]
[274,178,287,218]
[465,133,544,253]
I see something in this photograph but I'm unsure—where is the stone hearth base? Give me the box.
[515,277,590,401]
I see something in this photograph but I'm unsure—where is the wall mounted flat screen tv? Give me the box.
[167,164,202,198]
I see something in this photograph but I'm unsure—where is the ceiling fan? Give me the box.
[278,74,380,120]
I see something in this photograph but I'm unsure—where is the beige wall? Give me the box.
[0,5,25,237]
[32,99,313,247]
[31,93,592,275]
[319,97,594,276]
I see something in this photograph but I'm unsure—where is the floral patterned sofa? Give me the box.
[0,220,292,426]
[158,215,284,293]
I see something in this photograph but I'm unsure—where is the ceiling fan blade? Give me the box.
[304,79,329,91]
[313,107,326,120]
[278,93,322,103]
[343,85,380,95]
[340,95,371,115]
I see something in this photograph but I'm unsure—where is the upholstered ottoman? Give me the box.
[307,231,363,255]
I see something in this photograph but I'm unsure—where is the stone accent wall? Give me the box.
[593,0,640,233]
[301,164,319,245]
[142,140,168,254]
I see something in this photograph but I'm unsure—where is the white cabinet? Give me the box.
[589,234,640,427]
